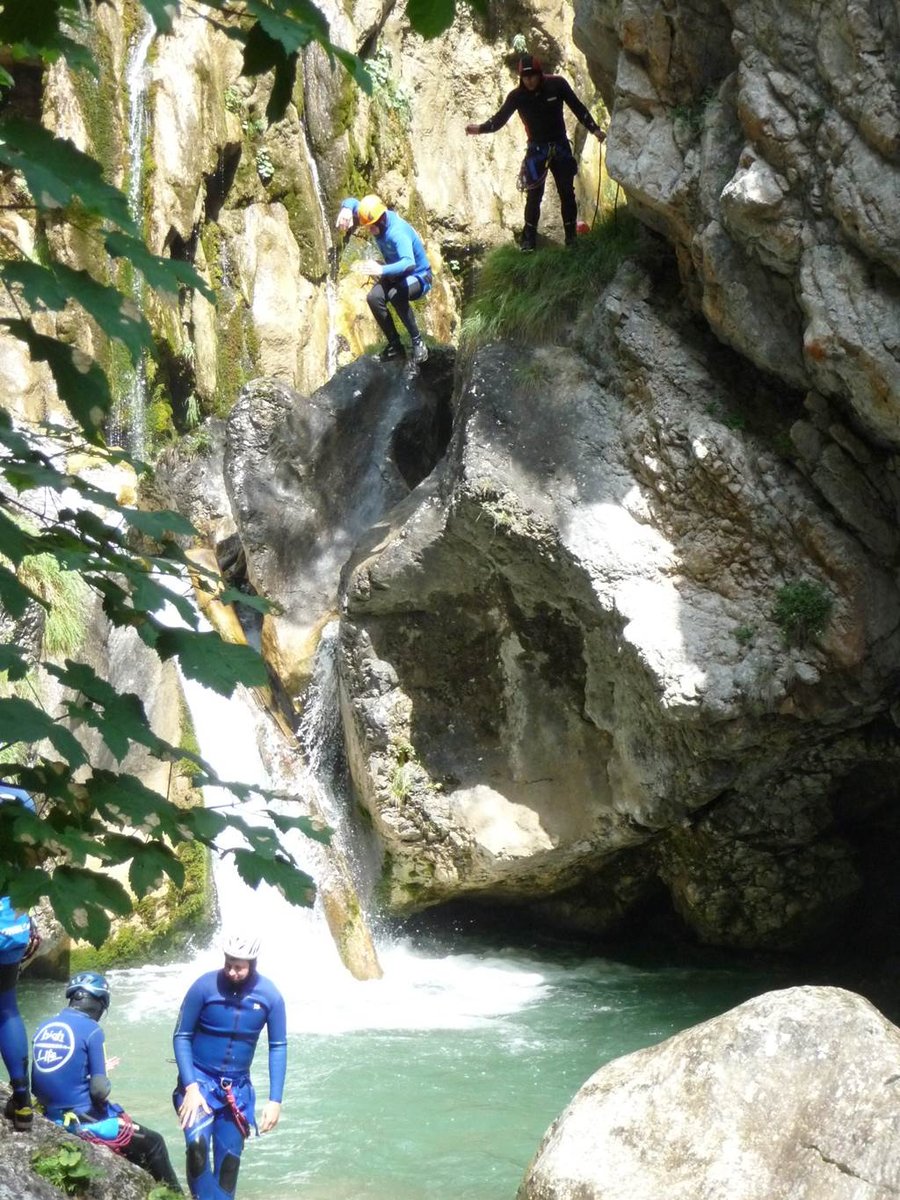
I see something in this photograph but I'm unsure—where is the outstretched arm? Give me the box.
[466,89,519,135]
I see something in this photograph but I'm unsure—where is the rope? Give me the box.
[590,138,604,230]
[75,1112,135,1154]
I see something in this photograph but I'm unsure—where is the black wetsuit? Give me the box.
[473,76,601,241]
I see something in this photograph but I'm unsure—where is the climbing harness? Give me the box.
[63,1109,135,1154]
[221,1080,251,1138]
[517,141,574,193]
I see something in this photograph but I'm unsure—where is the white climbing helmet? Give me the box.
[221,929,261,960]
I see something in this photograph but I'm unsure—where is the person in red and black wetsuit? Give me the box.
[466,54,605,252]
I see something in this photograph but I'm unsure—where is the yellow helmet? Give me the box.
[358,194,387,227]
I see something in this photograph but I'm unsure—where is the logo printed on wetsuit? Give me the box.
[33,1022,76,1073]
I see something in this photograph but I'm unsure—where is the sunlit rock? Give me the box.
[519,986,900,1200]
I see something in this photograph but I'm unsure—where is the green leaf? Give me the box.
[0,867,47,910]
[332,46,372,95]
[138,0,176,34]
[246,0,327,52]
[119,504,197,540]
[230,847,317,906]
[104,231,215,303]
[48,865,131,945]
[52,264,154,364]
[0,564,35,618]
[0,260,154,366]
[0,697,87,766]
[0,319,111,438]
[127,840,184,897]
[218,588,274,615]
[406,0,456,37]
[269,809,332,845]
[155,628,269,695]
[0,261,69,310]
[0,643,30,681]
[0,119,134,231]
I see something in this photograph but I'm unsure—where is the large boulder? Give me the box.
[519,986,900,1200]
[336,262,900,947]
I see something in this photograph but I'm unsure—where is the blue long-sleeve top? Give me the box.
[340,199,432,291]
[173,969,287,1103]
[32,1008,110,1121]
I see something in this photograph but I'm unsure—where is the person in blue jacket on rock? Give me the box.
[0,783,41,1132]
[173,930,287,1200]
[336,193,432,364]
[32,972,182,1190]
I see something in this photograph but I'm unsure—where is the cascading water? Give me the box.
[111,14,156,457]
[297,119,340,379]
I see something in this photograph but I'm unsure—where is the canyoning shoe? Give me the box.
[5,1093,34,1131]
[520,225,537,253]
[378,342,405,362]
[411,339,428,364]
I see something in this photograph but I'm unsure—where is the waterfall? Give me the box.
[112,14,156,457]
[169,564,381,980]
[297,119,339,379]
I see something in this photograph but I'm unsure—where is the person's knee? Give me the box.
[186,1134,209,1180]
[219,1151,241,1195]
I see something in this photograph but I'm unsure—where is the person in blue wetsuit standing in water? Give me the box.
[0,783,41,1131]
[173,931,287,1200]
[32,972,183,1190]
[335,194,432,364]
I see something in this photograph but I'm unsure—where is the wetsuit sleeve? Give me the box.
[473,89,520,134]
[173,978,206,1087]
[558,78,601,134]
[87,1025,110,1106]
[266,991,287,1103]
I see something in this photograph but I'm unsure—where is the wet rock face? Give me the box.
[336,263,900,948]
[518,986,900,1200]
[223,352,455,697]
[574,0,900,446]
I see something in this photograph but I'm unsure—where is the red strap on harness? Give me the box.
[221,1082,251,1138]
[78,1113,135,1154]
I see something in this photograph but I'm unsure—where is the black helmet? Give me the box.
[66,971,111,1015]
[518,54,543,77]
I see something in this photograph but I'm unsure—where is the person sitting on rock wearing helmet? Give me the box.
[173,930,286,1200]
[0,783,42,1132]
[335,194,432,364]
[32,971,183,1191]
[465,54,605,252]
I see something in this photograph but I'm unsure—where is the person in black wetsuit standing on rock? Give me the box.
[465,54,605,252]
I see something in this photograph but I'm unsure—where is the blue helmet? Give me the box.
[66,971,111,1014]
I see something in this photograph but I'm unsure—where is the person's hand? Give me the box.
[352,259,382,277]
[594,128,606,142]
[178,1083,211,1130]
[465,123,480,135]
[105,1056,121,1072]
[335,206,355,232]
[258,1100,282,1133]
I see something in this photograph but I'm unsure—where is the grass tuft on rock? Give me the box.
[461,210,640,348]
